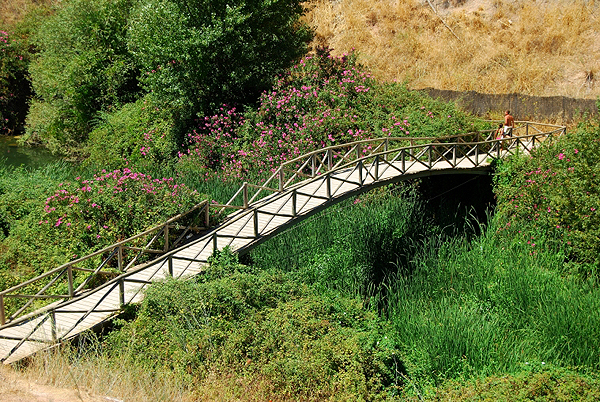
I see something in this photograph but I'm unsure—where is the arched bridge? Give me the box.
[0,122,565,363]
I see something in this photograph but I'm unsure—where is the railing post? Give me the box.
[452,145,457,166]
[119,278,125,307]
[428,146,432,169]
[475,144,479,166]
[50,310,57,342]
[205,203,210,228]
[168,256,173,276]
[253,210,259,238]
[278,169,284,192]
[0,295,5,326]
[402,149,406,172]
[311,154,316,177]
[67,265,74,298]
[327,149,333,171]
[384,138,389,161]
[526,122,529,137]
[374,155,379,180]
[326,174,331,199]
[292,190,297,217]
[118,245,124,271]
[164,225,169,252]
[356,144,362,159]
[358,160,363,186]
[243,182,249,208]
[212,232,218,253]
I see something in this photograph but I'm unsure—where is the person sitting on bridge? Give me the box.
[503,110,515,137]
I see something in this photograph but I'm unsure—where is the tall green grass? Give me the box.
[387,221,600,390]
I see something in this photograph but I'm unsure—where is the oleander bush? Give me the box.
[494,119,600,273]
[178,48,489,182]
[0,164,205,278]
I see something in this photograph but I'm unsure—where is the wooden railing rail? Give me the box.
[0,199,212,325]
[0,122,565,328]
[220,121,562,210]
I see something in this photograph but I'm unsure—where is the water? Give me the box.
[0,136,61,169]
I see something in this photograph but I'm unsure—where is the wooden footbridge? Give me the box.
[0,122,565,364]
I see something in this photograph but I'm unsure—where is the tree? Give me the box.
[126,0,312,117]
[24,0,140,154]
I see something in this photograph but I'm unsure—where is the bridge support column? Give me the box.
[326,174,331,199]
[243,182,249,208]
[374,156,379,180]
[168,256,173,277]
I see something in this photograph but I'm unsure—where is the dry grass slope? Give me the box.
[304,0,600,99]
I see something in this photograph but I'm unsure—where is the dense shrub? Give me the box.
[106,249,401,400]
[0,164,204,277]
[178,49,488,181]
[24,0,140,153]
[126,0,312,117]
[86,95,179,169]
[494,122,600,271]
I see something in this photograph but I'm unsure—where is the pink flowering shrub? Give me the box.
[40,168,205,260]
[179,47,486,181]
[494,123,600,269]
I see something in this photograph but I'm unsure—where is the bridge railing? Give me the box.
[0,121,565,327]
[0,200,212,325]
[223,121,564,209]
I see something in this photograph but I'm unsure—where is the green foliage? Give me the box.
[430,367,600,402]
[251,184,438,299]
[24,0,140,153]
[126,0,312,116]
[387,224,600,390]
[494,123,600,271]
[0,163,204,277]
[106,248,400,400]
[0,29,31,135]
[179,49,488,182]
[86,95,179,169]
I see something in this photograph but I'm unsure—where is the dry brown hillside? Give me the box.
[304,0,600,99]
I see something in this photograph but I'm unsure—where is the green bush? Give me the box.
[86,95,179,170]
[106,249,401,400]
[494,122,600,271]
[0,164,205,278]
[126,0,312,117]
[24,0,140,154]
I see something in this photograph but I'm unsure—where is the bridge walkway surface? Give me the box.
[0,122,565,364]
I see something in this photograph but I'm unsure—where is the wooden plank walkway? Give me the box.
[0,124,566,364]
